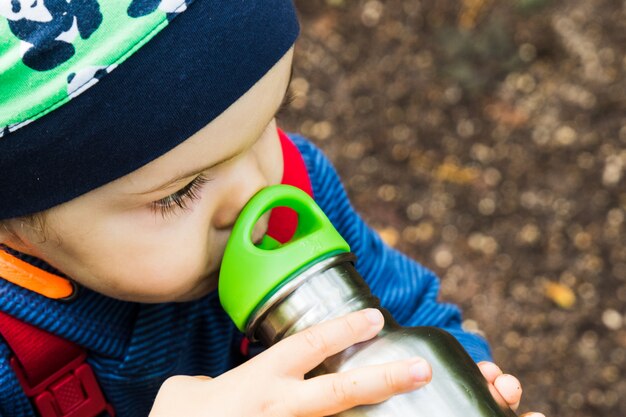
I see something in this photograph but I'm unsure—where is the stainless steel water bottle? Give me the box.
[219,185,518,417]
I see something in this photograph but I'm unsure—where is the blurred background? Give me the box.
[278,1,626,416]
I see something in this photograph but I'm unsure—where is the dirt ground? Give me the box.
[280,1,626,416]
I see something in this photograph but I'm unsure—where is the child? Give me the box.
[0,1,543,416]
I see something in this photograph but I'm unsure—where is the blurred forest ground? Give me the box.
[280,1,626,416]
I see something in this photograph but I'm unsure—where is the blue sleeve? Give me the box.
[292,135,493,363]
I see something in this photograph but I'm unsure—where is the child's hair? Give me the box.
[1,213,49,244]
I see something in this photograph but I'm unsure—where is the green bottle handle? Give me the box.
[219,185,350,332]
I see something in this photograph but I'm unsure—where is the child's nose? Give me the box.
[212,157,269,230]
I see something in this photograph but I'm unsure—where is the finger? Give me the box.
[293,357,431,416]
[493,374,522,410]
[477,361,503,383]
[520,413,545,417]
[477,362,512,409]
[487,383,509,409]
[267,309,385,376]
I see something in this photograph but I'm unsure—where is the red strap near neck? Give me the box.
[0,310,114,416]
[266,129,313,243]
[0,310,81,388]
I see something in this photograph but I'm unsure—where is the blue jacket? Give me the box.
[0,135,491,416]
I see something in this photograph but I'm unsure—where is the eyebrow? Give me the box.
[137,69,294,195]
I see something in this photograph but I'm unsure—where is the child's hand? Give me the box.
[477,361,545,417]
[149,309,431,417]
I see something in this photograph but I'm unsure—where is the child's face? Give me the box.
[3,48,294,303]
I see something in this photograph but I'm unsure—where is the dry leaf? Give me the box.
[377,227,399,247]
[544,282,576,309]
[434,162,480,184]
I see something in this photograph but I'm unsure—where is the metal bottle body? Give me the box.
[247,253,517,417]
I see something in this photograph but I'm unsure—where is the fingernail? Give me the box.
[409,359,431,382]
[364,309,383,325]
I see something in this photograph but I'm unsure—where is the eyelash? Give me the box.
[150,174,210,218]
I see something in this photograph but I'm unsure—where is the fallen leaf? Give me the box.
[544,282,576,309]
[377,227,399,247]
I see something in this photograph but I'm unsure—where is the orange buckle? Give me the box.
[0,250,75,300]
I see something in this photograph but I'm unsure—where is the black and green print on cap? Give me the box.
[0,0,300,219]
[0,0,192,135]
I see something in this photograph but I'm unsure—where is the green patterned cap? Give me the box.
[0,0,188,136]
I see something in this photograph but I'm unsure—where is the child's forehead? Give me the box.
[0,0,299,220]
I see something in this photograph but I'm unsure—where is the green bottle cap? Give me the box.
[218,185,350,332]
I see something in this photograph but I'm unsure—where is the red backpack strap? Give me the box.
[0,311,114,417]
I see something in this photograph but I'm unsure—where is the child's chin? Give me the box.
[114,271,219,303]
[171,271,220,302]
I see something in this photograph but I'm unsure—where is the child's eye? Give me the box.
[150,174,210,218]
